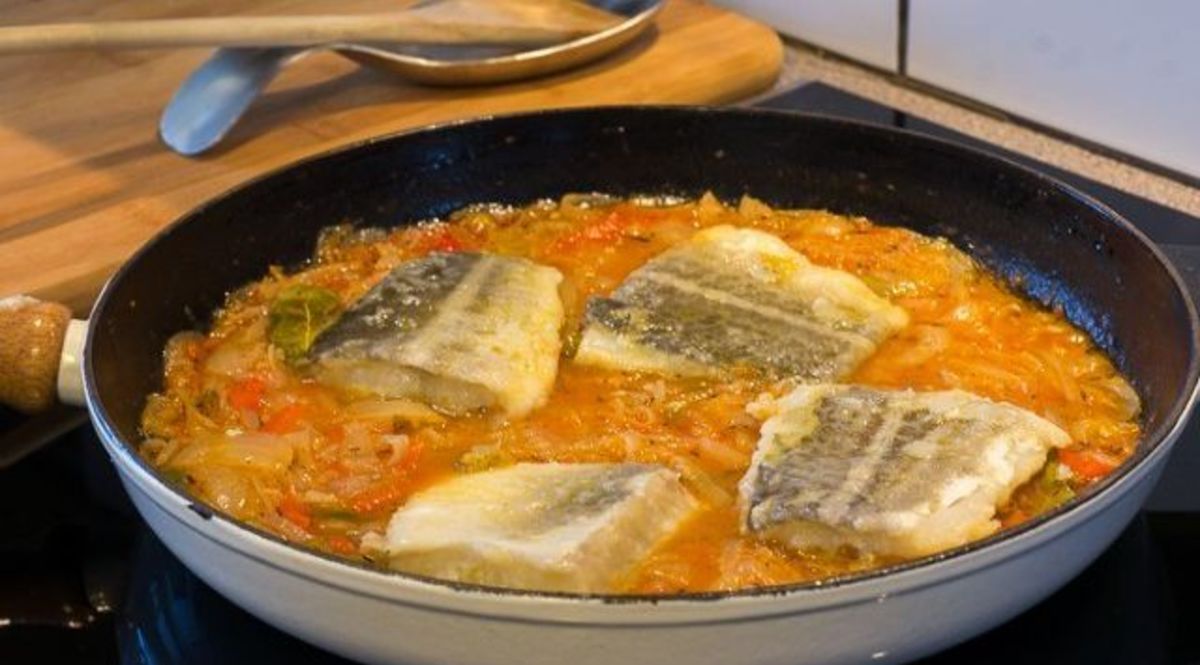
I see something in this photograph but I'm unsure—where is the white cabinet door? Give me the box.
[712,0,898,70]
[909,0,1200,178]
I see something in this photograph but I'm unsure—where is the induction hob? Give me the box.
[1,81,1197,665]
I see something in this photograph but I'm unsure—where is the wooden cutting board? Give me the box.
[0,0,781,314]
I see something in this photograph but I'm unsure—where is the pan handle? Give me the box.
[0,295,88,413]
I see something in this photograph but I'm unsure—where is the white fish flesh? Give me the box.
[366,463,698,593]
[574,225,908,381]
[739,385,1070,558]
[310,252,564,417]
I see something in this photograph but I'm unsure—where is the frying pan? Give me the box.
[6,107,1197,665]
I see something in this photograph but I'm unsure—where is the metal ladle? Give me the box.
[159,0,661,156]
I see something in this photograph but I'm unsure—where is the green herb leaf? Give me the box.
[160,467,189,487]
[1037,458,1076,510]
[310,507,362,522]
[268,284,342,361]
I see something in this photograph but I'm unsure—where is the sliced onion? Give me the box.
[737,195,773,219]
[890,325,950,367]
[1106,376,1142,421]
[667,454,732,507]
[221,432,298,472]
[696,437,749,471]
[381,434,411,464]
[696,192,726,222]
[191,466,259,516]
[170,431,296,474]
[260,509,313,543]
[345,399,444,425]
[203,324,268,377]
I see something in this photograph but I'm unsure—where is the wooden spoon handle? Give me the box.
[0,11,610,53]
[0,296,86,413]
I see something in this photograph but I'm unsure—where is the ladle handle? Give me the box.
[0,11,608,53]
[159,47,305,157]
[0,296,87,413]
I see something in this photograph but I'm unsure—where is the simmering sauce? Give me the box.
[140,194,1139,592]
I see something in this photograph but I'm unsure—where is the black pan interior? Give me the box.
[90,107,1197,486]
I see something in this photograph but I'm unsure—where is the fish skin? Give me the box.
[367,463,699,593]
[739,385,1071,558]
[312,252,480,358]
[575,225,908,380]
[311,252,564,417]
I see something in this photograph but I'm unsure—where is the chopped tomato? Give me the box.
[400,438,425,470]
[429,234,464,252]
[185,338,205,362]
[415,226,466,254]
[320,422,346,444]
[550,208,653,252]
[278,494,312,531]
[346,440,424,514]
[262,404,306,434]
[1000,509,1028,529]
[347,482,408,515]
[327,535,356,555]
[1057,448,1119,481]
[227,376,266,412]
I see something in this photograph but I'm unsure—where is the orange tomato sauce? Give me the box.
[139,194,1140,593]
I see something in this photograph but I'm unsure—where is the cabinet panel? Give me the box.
[909,0,1200,178]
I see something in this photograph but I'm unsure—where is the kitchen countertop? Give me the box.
[0,0,782,314]
[758,41,1200,218]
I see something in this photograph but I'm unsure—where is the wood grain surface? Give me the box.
[0,0,782,314]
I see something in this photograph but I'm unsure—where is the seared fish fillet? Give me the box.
[367,463,698,593]
[310,252,564,417]
[575,225,908,380]
[739,385,1070,558]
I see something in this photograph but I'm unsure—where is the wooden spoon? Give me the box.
[0,0,621,53]
[159,0,662,155]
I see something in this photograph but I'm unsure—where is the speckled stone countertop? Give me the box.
[752,43,1200,219]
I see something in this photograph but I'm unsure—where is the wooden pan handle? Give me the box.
[0,296,86,413]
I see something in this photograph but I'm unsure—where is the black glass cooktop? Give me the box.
[1,82,1198,665]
